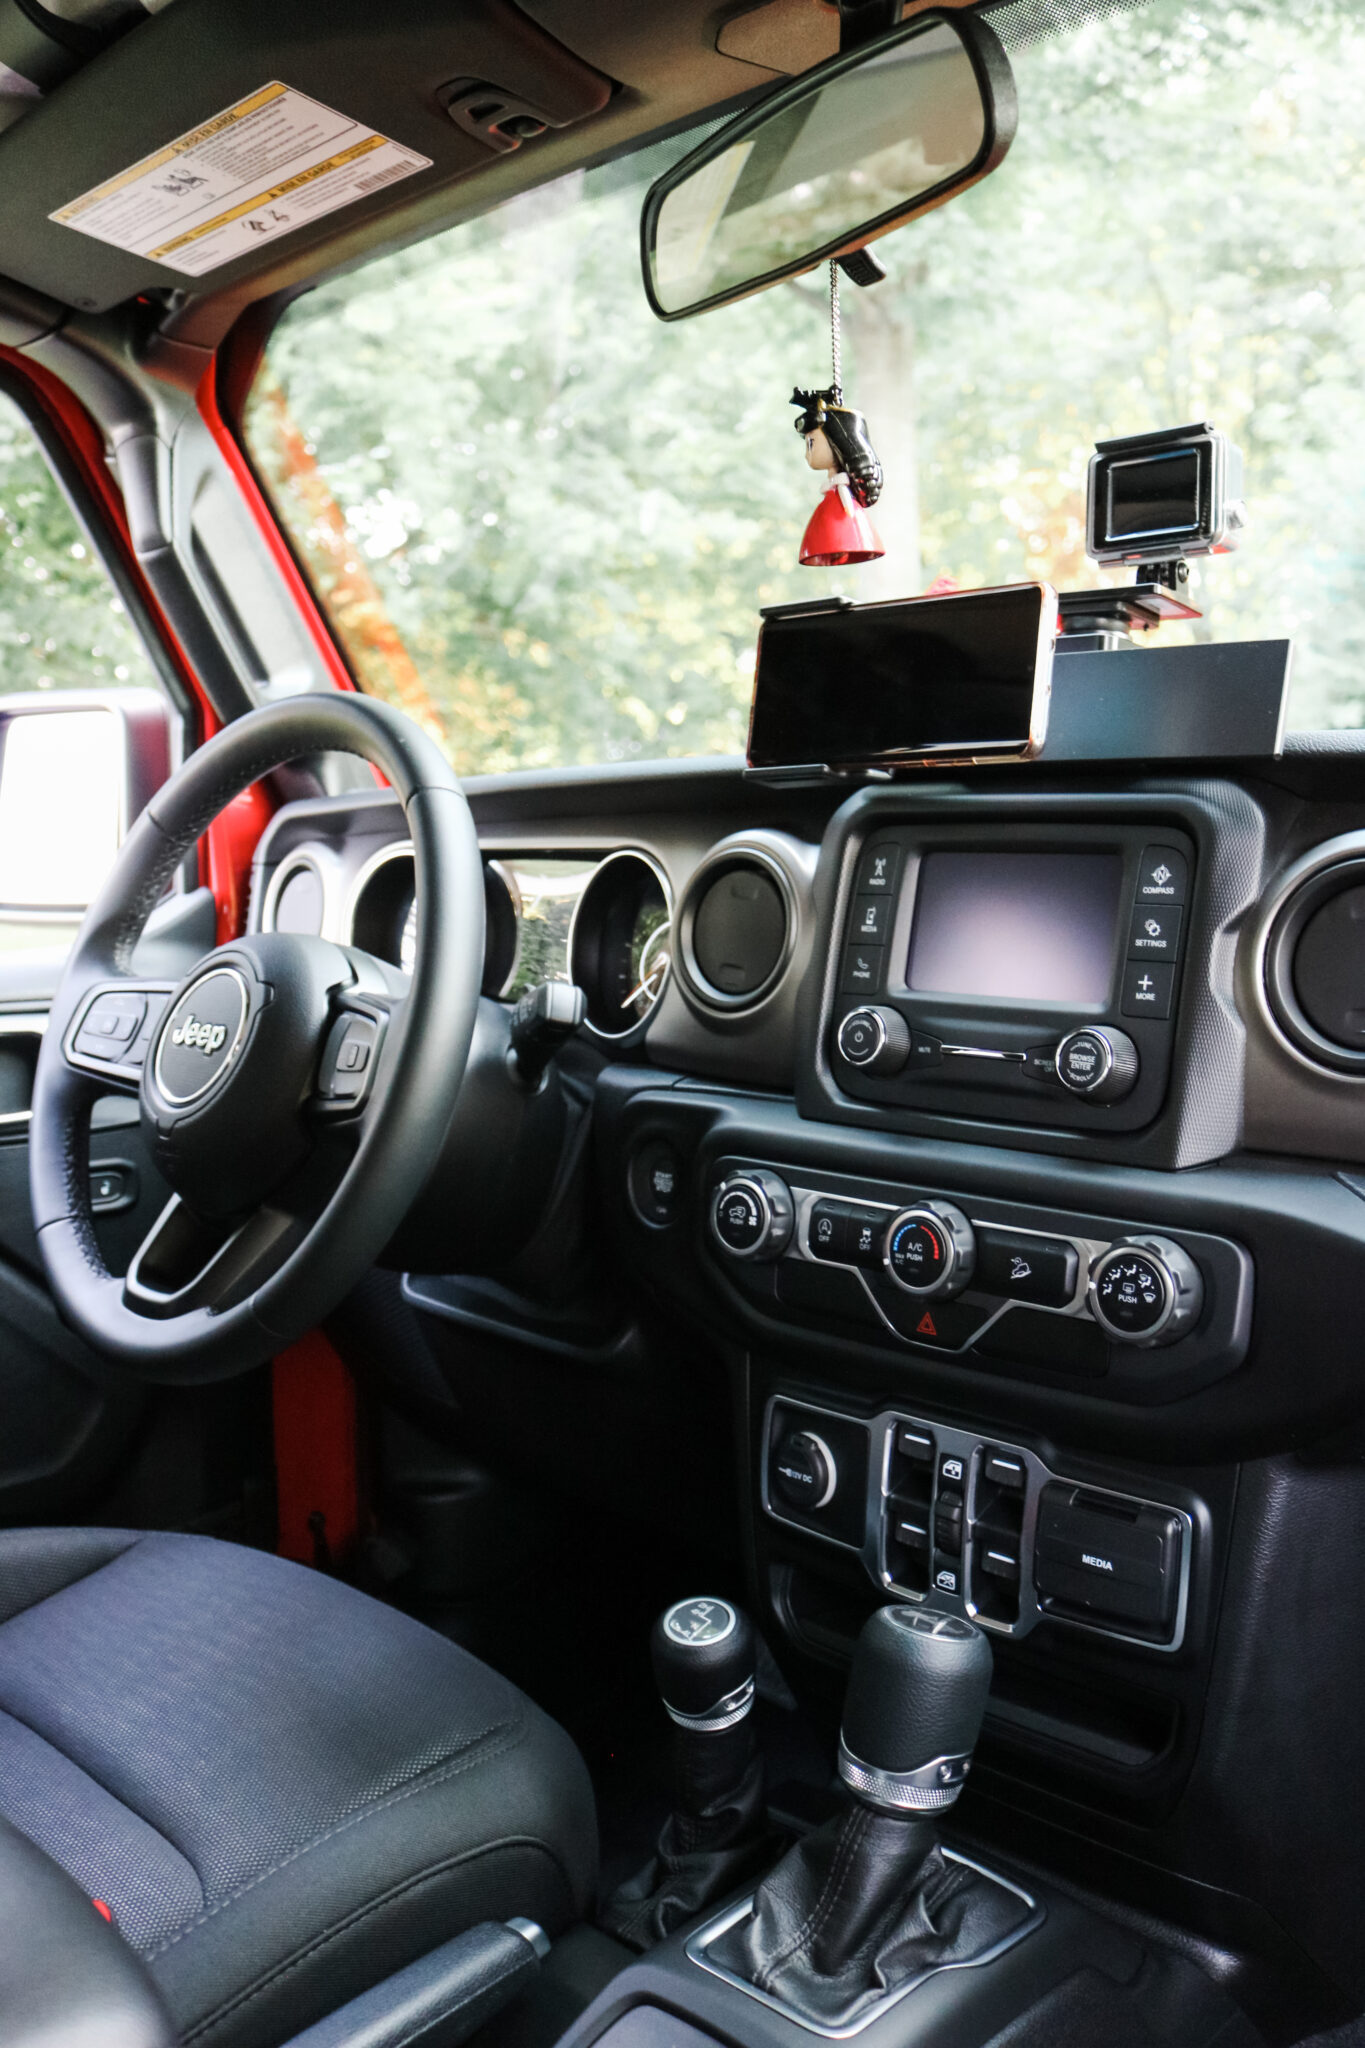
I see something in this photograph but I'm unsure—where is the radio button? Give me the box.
[1137,845,1188,905]
[1121,962,1174,1019]
[841,945,885,996]
[1128,903,1183,961]
[977,1228,1078,1307]
[850,895,891,942]
[857,843,901,894]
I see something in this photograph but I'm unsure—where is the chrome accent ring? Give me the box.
[837,1736,971,1812]
[1055,1026,1115,1095]
[710,1176,773,1262]
[838,1009,886,1068]
[1087,1241,1176,1344]
[152,967,251,1108]
[665,1675,755,1733]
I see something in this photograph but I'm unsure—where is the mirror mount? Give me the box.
[838,0,904,51]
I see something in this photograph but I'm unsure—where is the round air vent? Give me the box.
[265,855,325,937]
[1262,839,1365,1073]
[679,847,794,1010]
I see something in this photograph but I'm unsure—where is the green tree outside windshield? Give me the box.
[246,0,1365,773]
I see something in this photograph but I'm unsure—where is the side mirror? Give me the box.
[0,691,172,923]
[641,8,1016,321]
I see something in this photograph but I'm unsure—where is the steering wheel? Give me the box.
[30,695,483,1382]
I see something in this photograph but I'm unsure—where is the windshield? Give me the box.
[243,0,1365,773]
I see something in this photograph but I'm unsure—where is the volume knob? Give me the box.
[837,1007,910,1075]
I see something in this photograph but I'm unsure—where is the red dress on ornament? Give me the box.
[800,474,884,566]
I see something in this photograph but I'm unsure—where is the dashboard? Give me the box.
[245,743,1365,2000]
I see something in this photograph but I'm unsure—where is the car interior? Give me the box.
[0,0,1361,2045]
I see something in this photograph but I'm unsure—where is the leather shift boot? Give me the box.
[602,1724,772,1949]
[707,1802,1031,2031]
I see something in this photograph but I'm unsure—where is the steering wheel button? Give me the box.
[318,1016,379,1100]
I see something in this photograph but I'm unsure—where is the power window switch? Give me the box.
[980,1546,1021,1583]
[983,1451,1026,1491]
[897,1426,934,1465]
[934,1494,965,1556]
[893,1515,930,1554]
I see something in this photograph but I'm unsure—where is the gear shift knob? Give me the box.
[650,1596,756,1730]
[838,1605,992,1814]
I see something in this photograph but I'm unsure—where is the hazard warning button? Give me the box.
[865,1279,993,1351]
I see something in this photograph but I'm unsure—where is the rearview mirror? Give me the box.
[641,9,1016,321]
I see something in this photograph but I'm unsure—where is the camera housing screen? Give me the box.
[1103,448,1202,545]
[907,849,1124,1004]
[747,583,1053,769]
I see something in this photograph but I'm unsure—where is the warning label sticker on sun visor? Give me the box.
[50,83,432,277]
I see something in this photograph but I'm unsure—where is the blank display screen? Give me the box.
[1104,449,1201,542]
[908,851,1123,1004]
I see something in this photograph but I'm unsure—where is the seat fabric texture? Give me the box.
[0,1528,596,2048]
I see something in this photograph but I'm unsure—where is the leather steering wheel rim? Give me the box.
[30,694,483,1383]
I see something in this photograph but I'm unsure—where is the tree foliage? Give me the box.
[245,0,1365,772]
[0,394,156,697]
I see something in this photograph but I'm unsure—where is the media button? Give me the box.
[849,895,891,942]
[841,945,884,996]
[1121,961,1175,1020]
[1128,904,1183,961]
[1137,845,1188,905]
[977,1227,1078,1307]
[857,843,901,894]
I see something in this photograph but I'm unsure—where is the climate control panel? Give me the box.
[708,1161,1249,1384]
[764,1395,1197,1651]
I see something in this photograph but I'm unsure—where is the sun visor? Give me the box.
[0,0,613,311]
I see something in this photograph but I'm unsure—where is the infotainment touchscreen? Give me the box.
[907,850,1123,1005]
[746,582,1054,770]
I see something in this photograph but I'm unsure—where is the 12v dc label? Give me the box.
[50,83,431,277]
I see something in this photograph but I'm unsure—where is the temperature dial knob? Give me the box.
[884,1201,976,1299]
[710,1170,794,1262]
[837,1007,911,1075]
[1088,1235,1203,1347]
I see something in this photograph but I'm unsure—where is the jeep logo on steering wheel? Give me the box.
[153,968,250,1108]
[170,1013,228,1056]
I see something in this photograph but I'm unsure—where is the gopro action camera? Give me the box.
[1086,422,1246,570]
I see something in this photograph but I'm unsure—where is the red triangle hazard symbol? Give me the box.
[916,1311,938,1337]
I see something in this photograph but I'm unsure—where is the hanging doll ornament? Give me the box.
[792,262,884,567]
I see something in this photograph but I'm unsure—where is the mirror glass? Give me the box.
[648,17,991,318]
[0,709,123,912]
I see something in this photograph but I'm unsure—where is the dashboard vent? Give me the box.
[679,847,794,1011]
[1262,844,1365,1073]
